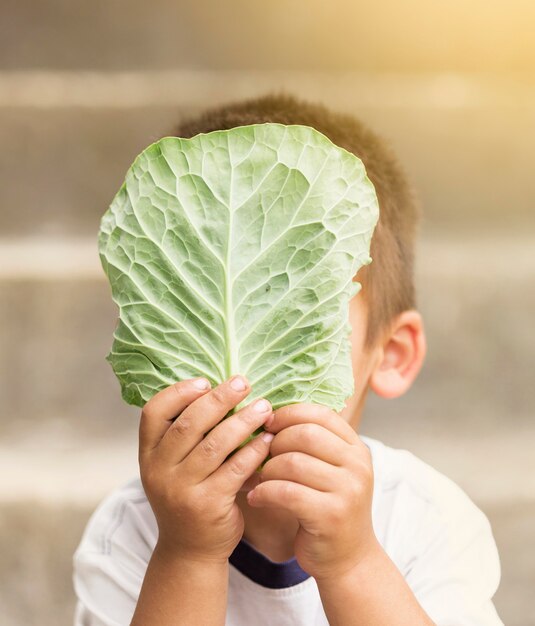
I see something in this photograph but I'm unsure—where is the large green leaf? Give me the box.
[99,123,379,433]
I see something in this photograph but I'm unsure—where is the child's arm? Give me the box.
[316,544,436,626]
[130,545,229,625]
[130,375,273,625]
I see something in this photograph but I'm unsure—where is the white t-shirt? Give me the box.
[72,435,504,625]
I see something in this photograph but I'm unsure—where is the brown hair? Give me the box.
[171,91,421,350]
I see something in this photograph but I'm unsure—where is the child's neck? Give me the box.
[235,490,300,563]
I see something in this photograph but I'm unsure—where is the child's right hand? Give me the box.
[138,375,274,564]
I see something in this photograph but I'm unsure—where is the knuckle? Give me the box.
[326,498,345,524]
[140,403,155,423]
[228,456,248,476]
[345,466,370,499]
[170,416,191,436]
[210,386,228,405]
[284,452,301,472]
[351,481,367,500]
[200,435,221,458]
[285,404,299,419]
[353,455,373,481]
[171,381,186,398]
[252,432,268,451]
[240,407,258,425]
[299,423,317,445]
[342,447,360,470]
[280,481,296,500]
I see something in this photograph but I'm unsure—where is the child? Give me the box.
[73,93,503,625]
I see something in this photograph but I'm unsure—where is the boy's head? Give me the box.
[172,92,426,427]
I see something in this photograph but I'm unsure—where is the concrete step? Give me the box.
[1,501,91,626]
[0,273,138,438]
[2,2,534,72]
[1,76,534,237]
[0,105,184,237]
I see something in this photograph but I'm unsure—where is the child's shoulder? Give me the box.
[73,475,156,565]
[362,434,466,499]
[72,477,156,622]
[361,436,502,624]
[361,434,498,567]
[362,433,490,524]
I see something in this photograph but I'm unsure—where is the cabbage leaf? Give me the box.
[99,123,379,429]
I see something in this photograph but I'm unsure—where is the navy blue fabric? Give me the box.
[229,537,311,588]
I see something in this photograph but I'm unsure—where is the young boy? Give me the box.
[73,93,503,625]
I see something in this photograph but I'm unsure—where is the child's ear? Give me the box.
[369,310,427,399]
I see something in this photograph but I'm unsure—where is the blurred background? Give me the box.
[1,1,534,624]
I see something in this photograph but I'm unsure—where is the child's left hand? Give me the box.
[246,402,380,581]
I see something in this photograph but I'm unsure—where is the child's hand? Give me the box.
[246,403,380,581]
[138,375,274,564]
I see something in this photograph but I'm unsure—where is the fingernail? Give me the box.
[193,378,210,390]
[230,375,247,391]
[261,432,274,443]
[253,398,271,413]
